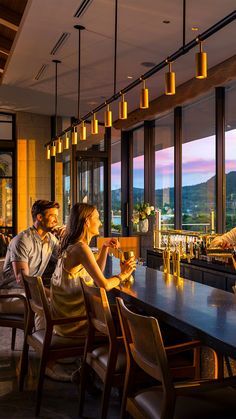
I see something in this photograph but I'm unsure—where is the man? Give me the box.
[210,227,236,248]
[0,199,60,314]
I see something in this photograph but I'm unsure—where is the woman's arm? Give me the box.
[96,238,120,272]
[69,242,135,291]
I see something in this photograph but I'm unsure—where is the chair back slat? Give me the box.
[81,280,117,341]
[22,275,51,324]
[116,297,173,390]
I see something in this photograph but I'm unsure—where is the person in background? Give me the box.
[210,227,236,249]
[0,199,61,316]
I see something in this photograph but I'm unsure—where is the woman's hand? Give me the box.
[103,238,120,250]
[120,257,136,280]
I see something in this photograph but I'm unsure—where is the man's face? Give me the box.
[38,208,59,232]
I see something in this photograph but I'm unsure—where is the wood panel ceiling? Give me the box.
[0,0,28,82]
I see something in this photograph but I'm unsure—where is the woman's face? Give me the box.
[86,209,102,236]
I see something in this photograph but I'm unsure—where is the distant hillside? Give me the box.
[111,171,236,213]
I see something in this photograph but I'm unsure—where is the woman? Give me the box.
[50,202,136,337]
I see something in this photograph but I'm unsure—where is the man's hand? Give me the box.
[52,225,66,239]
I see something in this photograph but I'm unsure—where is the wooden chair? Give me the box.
[97,236,140,259]
[0,291,27,350]
[79,280,126,419]
[116,297,236,419]
[19,274,87,416]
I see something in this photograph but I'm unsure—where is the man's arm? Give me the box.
[12,261,29,286]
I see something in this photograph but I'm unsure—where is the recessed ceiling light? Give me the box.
[163,20,170,24]
[127,75,133,79]
[192,26,199,31]
[141,61,156,68]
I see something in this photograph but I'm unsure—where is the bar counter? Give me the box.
[109,258,236,359]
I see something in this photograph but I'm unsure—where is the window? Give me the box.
[182,95,215,232]
[155,113,174,229]
[0,114,13,141]
[132,127,144,232]
[225,82,236,231]
[111,139,121,233]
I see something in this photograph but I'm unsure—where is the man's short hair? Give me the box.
[31,200,60,221]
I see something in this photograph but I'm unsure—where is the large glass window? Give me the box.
[133,127,144,206]
[132,127,144,233]
[182,95,215,232]
[225,82,236,231]
[155,113,174,230]
[0,113,13,141]
[111,139,121,234]
[0,152,13,256]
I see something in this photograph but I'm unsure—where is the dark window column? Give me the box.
[174,107,182,229]
[121,130,132,236]
[215,86,225,233]
[144,120,155,205]
[104,127,111,237]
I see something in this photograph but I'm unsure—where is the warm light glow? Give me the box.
[105,104,112,127]
[72,127,78,145]
[165,62,175,95]
[119,94,127,119]
[80,121,86,140]
[91,113,98,134]
[50,142,56,157]
[63,133,69,150]
[56,138,62,153]
[195,41,207,79]
[140,79,149,109]
[46,145,50,160]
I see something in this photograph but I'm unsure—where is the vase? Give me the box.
[139,218,149,233]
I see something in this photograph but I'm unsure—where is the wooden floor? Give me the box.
[0,327,120,419]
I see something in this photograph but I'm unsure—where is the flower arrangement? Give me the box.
[132,202,155,224]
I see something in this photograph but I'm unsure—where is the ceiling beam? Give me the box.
[0,5,21,31]
[0,57,6,73]
[114,53,236,130]
[0,35,12,56]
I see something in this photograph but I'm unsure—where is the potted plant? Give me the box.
[132,202,155,233]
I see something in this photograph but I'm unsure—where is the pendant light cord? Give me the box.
[74,25,85,120]
[114,0,118,96]
[183,0,186,48]
[52,59,61,137]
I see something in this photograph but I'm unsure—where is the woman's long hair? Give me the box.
[59,203,96,256]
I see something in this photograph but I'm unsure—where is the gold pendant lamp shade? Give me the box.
[46,145,51,160]
[50,142,56,157]
[165,62,175,95]
[140,79,149,109]
[72,127,78,145]
[91,113,98,135]
[56,138,62,153]
[195,41,207,79]
[63,133,69,150]
[80,121,86,140]
[105,104,112,127]
[119,94,127,119]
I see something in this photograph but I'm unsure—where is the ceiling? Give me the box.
[0,0,235,124]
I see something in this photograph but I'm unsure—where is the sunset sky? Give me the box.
[111,129,236,190]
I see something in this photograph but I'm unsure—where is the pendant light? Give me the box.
[195,40,207,79]
[105,104,112,127]
[63,133,69,150]
[72,126,78,145]
[46,145,51,160]
[50,142,56,157]
[165,61,175,95]
[80,121,86,140]
[119,93,127,119]
[74,25,86,141]
[104,0,119,127]
[140,79,149,109]
[91,113,98,134]
[56,137,62,153]
[52,59,61,155]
